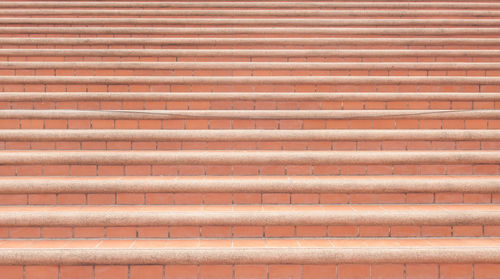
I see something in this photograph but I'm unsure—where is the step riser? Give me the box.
[1,84,498,93]
[1,119,498,130]
[0,192,496,205]
[2,225,498,239]
[0,263,495,279]
[1,164,497,176]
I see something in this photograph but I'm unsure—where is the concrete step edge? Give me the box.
[2,26,500,35]
[0,76,499,84]
[4,61,500,70]
[0,204,499,226]
[1,92,498,102]
[2,37,498,45]
[3,49,500,57]
[1,129,499,142]
[0,150,498,165]
[0,176,498,193]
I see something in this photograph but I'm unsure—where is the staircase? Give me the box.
[0,0,499,278]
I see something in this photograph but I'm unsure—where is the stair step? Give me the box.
[2,129,498,141]
[3,37,499,47]
[6,18,500,26]
[2,2,499,9]
[3,27,500,36]
[3,49,500,59]
[0,150,498,165]
[1,176,498,194]
[2,92,497,102]
[0,204,498,227]
[0,238,498,265]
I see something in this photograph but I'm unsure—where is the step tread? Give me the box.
[0,175,498,193]
[0,204,498,227]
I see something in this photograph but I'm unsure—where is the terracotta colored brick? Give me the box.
[9,227,40,238]
[291,194,319,204]
[165,265,198,279]
[453,226,483,237]
[391,226,420,237]
[204,193,233,204]
[170,226,199,238]
[422,226,451,237]
[262,193,290,204]
[0,266,23,279]
[407,193,434,204]
[338,264,370,279]
[74,227,105,238]
[58,194,86,205]
[440,264,473,279]
[269,265,301,279]
[41,227,73,238]
[29,194,56,205]
[435,192,463,203]
[233,193,261,204]
[406,264,438,279]
[107,227,137,238]
[328,226,358,237]
[88,194,115,205]
[146,193,174,205]
[25,266,58,279]
[117,193,144,205]
[137,226,169,238]
[296,226,327,237]
[202,226,232,237]
[130,266,163,279]
[475,264,500,279]
[0,194,27,205]
[320,194,348,204]
[266,226,295,237]
[200,265,232,279]
[95,266,128,279]
[235,265,267,279]
[233,226,263,237]
[359,226,389,237]
[371,264,404,279]
[60,266,93,279]
[175,193,203,205]
[71,165,97,176]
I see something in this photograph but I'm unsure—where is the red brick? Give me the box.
[131,266,163,279]
[406,264,438,279]
[200,265,232,279]
[60,266,93,279]
[265,226,295,237]
[338,264,370,279]
[269,265,301,279]
[475,264,500,279]
[95,266,128,279]
[41,227,73,238]
[164,265,198,279]
[440,264,473,279]
[235,265,267,279]
[0,266,23,279]
[25,266,58,279]
[371,264,404,279]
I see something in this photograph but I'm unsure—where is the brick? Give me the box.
[131,266,163,279]
[200,265,232,279]
[165,265,198,279]
[338,264,370,279]
[269,265,301,279]
[0,266,23,279]
[60,266,93,279]
[25,266,58,279]
[440,264,473,279]
[41,227,73,238]
[371,264,404,279]
[95,266,128,279]
[137,227,169,238]
[475,264,500,279]
[265,226,295,237]
[406,264,438,279]
[422,226,451,237]
[74,227,105,238]
[235,265,267,279]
